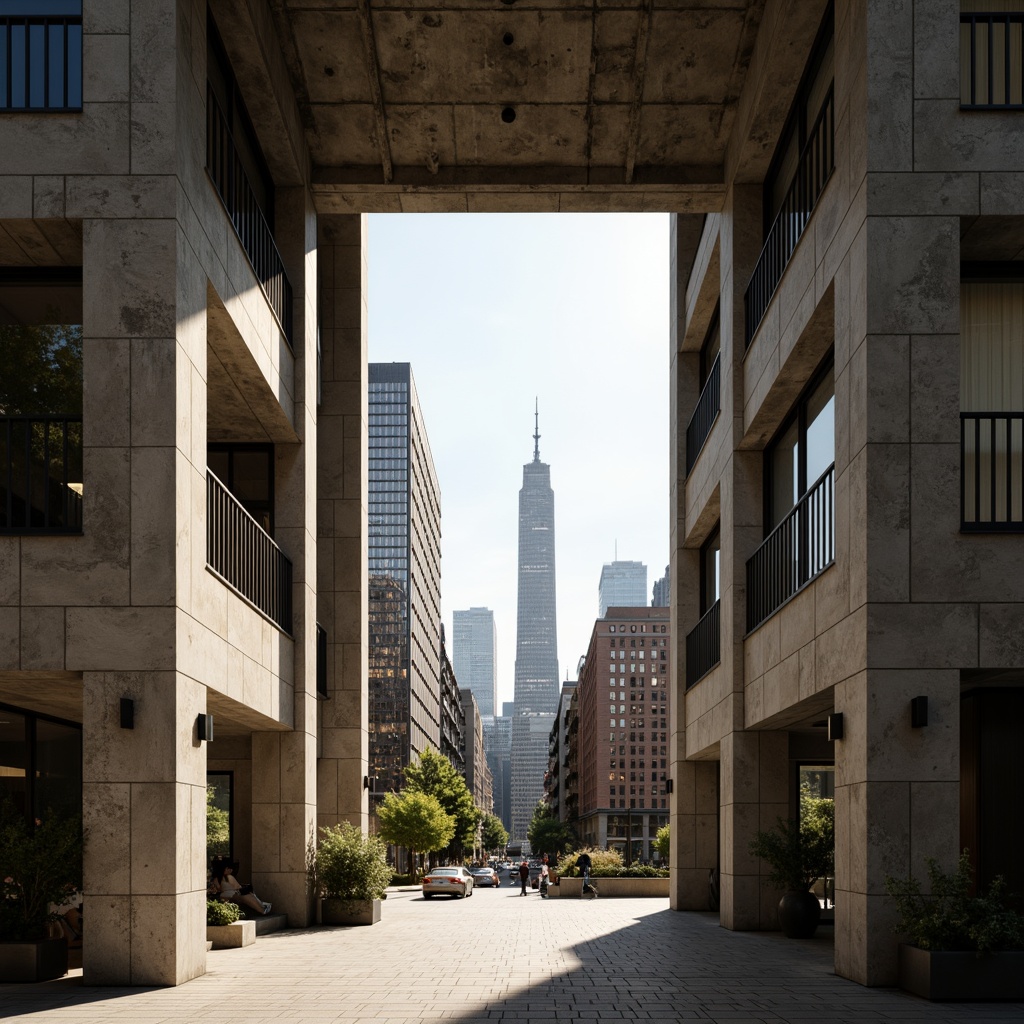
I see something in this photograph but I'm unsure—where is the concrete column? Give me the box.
[316,214,368,831]
[669,759,718,908]
[719,729,788,930]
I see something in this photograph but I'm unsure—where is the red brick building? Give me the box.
[577,606,671,863]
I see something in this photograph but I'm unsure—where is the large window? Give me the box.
[0,1,82,112]
[207,444,274,535]
[960,2,1024,108]
[0,270,83,532]
[960,275,1024,529]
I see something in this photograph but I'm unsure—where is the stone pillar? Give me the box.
[719,730,788,930]
[316,213,368,831]
[670,760,718,908]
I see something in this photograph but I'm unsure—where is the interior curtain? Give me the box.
[961,282,1024,524]
[961,1,1024,106]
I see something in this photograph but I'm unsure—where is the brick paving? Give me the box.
[3,885,1023,1023]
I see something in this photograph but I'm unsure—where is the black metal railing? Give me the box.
[206,84,293,349]
[745,85,835,348]
[961,412,1024,531]
[686,354,721,474]
[0,11,82,111]
[1,416,82,532]
[207,469,292,633]
[961,13,1024,108]
[747,463,835,632]
[685,599,720,689]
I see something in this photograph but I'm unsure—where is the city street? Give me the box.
[3,885,1023,1023]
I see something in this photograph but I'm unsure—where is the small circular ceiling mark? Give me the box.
[503,32,514,46]
[501,107,516,123]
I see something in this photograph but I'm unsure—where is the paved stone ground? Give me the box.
[3,885,1023,1023]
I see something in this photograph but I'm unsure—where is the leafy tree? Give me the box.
[526,800,576,860]
[206,784,231,859]
[653,823,670,861]
[481,813,509,854]
[376,790,455,880]
[403,748,479,854]
[0,322,82,416]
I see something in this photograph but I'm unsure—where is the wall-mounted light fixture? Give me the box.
[363,775,370,790]
[665,778,674,794]
[196,714,214,742]
[827,712,844,741]
[911,695,928,728]
[119,697,134,729]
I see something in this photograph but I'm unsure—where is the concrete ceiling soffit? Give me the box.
[284,1,767,195]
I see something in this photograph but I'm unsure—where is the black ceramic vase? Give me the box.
[777,889,821,938]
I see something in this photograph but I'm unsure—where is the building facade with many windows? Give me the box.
[452,607,497,719]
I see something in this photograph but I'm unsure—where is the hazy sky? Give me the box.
[367,212,670,709]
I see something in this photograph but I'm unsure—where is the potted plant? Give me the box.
[885,851,1024,1000]
[314,822,391,926]
[749,798,834,939]
[0,801,83,982]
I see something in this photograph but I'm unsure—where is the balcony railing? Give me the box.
[745,85,835,348]
[961,412,1024,531]
[1,416,82,532]
[747,463,834,632]
[0,10,82,111]
[207,469,292,633]
[961,13,1024,108]
[685,354,721,474]
[206,84,294,349]
[685,599,720,689]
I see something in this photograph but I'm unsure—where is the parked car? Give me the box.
[471,867,499,888]
[422,866,475,899]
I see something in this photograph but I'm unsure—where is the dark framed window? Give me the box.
[0,703,82,824]
[700,526,720,615]
[765,357,835,532]
[0,1,82,112]
[206,771,233,863]
[699,308,721,391]
[207,444,274,536]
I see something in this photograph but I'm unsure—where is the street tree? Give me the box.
[480,813,509,855]
[526,800,576,861]
[403,748,480,855]
[653,823,670,861]
[375,790,455,880]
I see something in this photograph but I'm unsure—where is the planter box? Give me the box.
[321,897,381,926]
[0,938,68,982]
[549,877,668,898]
[899,944,1024,1000]
[206,919,256,949]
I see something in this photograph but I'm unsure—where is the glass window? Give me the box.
[701,526,720,614]
[207,444,274,535]
[207,771,233,862]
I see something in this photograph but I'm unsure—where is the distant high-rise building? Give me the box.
[598,560,648,616]
[652,565,670,607]
[452,607,497,717]
[485,714,513,835]
[511,404,559,844]
[439,625,465,777]
[367,363,442,796]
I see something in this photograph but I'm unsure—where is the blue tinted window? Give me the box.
[1,5,81,110]
[0,2,80,14]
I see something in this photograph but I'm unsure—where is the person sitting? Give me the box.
[209,857,271,916]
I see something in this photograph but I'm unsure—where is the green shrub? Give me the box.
[207,900,240,926]
[556,846,623,878]
[885,851,1024,953]
[315,821,391,901]
[615,865,669,878]
[390,874,414,887]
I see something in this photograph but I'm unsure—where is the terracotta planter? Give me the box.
[0,937,68,982]
[898,944,1024,1000]
[321,897,381,926]
[777,890,821,938]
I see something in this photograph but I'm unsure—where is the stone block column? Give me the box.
[669,759,719,909]
[719,730,788,929]
[316,214,368,831]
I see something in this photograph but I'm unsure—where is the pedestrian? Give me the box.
[518,859,529,895]
[539,862,549,898]
[577,850,592,888]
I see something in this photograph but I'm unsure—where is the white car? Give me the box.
[422,866,475,899]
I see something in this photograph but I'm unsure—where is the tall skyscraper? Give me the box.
[367,363,442,796]
[510,405,559,844]
[452,607,497,717]
[652,565,670,607]
[598,560,648,615]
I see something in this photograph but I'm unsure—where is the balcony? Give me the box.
[685,354,721,474]
[0,7,82,111]
[961,412,1024,531]
[1,416,82,532]
[746,464,834,632]
[745,86,835,348]
[961,12,1024,108]
[207,469,292,633]
[685,599,720,689]
[206,84,294,349]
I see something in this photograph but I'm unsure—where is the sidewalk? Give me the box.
[2,886,1022,1022]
